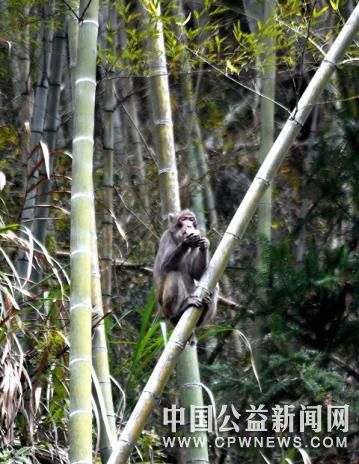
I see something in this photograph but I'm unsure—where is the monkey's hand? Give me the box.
[183,233,203,249]
[198,237,209,250]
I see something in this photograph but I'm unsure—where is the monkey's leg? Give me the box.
[162,271,186,323]
[175,293,211,346]
[180,290,216,326]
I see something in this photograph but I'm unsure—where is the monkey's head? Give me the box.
[169,210,199,243]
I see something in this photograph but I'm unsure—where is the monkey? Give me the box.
[153,210,217,330]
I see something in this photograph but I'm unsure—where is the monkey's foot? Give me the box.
[186,295,207,309]
[185,294,213,326]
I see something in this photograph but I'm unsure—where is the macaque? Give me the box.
[153,210,216,327]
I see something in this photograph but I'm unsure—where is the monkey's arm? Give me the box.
[161,234,203,273]
[161,243,187,272]
[190,238,210,279]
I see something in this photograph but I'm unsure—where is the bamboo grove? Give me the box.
[0,1,358,463]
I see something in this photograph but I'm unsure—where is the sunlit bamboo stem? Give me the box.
[69,0,99,461]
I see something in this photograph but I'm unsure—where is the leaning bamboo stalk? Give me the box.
[107,5,359,463]
[69,0,99,462]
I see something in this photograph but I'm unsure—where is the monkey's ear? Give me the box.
[168,213,177,225]
[167,213,176,227]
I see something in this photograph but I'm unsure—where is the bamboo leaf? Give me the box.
[39,140,51,179]
[176,11,191,26]
[298,448,311,464]
[0,172,6,190]
[0,37,12,54]
[313,5,329,17]
[329,0,339,12]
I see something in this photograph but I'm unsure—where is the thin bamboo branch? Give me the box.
[91,196,116,463]
[107,5,359,463]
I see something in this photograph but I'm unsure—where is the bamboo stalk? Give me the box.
[174,2,210,462]
[255,0,276,370]
[107,5,359,463]
[101,4,116,316]
[68,0,79,96]
[179,32,206,230]
[69,0,99,461]
[177,344,209,463]
[141,0,180,217]
[91,199,116,463]
[117,4,148,212]
[17,3,54,280]
[33,23,67,246]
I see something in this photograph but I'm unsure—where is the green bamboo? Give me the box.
[107,6,359,463]
[101,5,116,316]
[193,121,218,229]
[16,4,54,369]
[254,0,276,370]
[176,1,217,231]
[117,2,148,211]
[91,198,116,463]
[174,2,210,462]
[142,1,210,461]
[183,1,218,229]
[296,106,319,263]
[124,75,148,210]
[177,344,209,463]
[141,0,180,217]
[69,0,99,461]
[179,47,206,231]
[10,3,33,193]
[33,22,67,247]
[17,3,54,280]
[68,0,79,95]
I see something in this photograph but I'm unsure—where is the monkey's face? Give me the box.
[174,213,199,242]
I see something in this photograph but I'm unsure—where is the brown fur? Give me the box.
[153,210,217,325]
